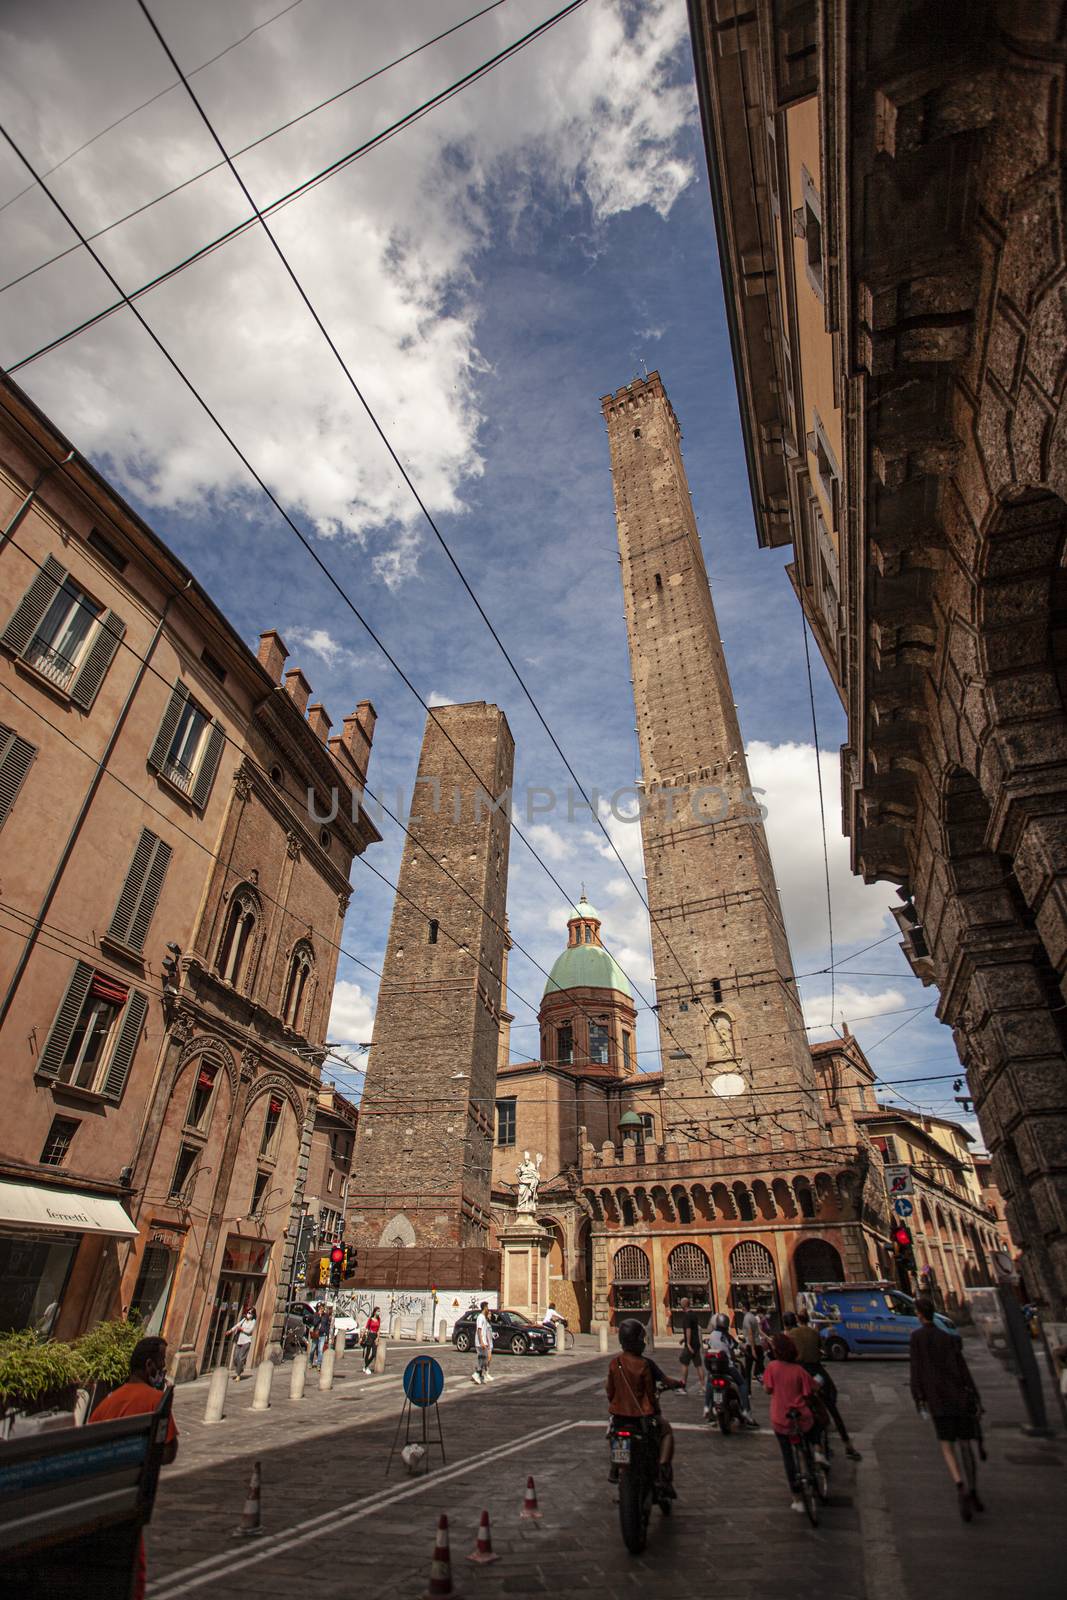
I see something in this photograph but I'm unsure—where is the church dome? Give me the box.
[543,895,633,999]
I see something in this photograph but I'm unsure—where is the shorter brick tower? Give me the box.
[346,702,513,1290]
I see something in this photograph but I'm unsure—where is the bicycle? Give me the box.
[785,1405,830,1526]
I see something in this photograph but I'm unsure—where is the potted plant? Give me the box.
[75,1315,143,1416]
[0,1329,85,1436]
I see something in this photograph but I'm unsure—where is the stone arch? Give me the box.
[794,1237,845,1290]
[611,1243,652,1326]
[711,1181,737,1220]
[540,1214,567,1278]
[772,1178,798,1219]
[216,881,263,993]
[174,1033,238,1098]
[672,1185,693,1224]
[616,1187,638,1228]
[792,1176,816,1219]
[814,1173,837,1215]
[581,1187,603,1223]
[728,1240,780,1321]
[732,1181,757,1222]
[667,1243,713,1323]
[378,1213,415,1249]
[599,1187,619,1224]
[690,1182,714,1221]
[751,1179,776,1220]
[245,1072,304,1122]
[650,1184,675,1222]
[632,1186,655,1224]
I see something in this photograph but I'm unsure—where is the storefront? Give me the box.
[0,1178,138,1335]
[202,1235,273,1372]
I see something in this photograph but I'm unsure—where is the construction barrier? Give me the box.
[467,1509,499,1565]
[520,1476,543,1522]
[424,1513,455,1598]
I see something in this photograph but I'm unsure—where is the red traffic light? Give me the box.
[893,1225,911,1247]
[330,1244,345,1264]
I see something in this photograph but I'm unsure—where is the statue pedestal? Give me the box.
[498,1218,552,1319]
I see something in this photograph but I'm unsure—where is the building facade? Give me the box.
[689,0,1067,1313]
[345,701,513,1295]
[0,377,380,1372]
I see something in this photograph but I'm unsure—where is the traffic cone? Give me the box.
[232,1460,264,1537]
[467,1508,500,1565]
[425,1513,459,1597]
[520,1476,543,1521]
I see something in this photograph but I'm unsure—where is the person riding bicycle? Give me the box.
[783,1309,861,1461]
[763,1332,826,1514]
[542,1302,567,1339]
[703,1312,757,1426]
[605,1319,683,1496]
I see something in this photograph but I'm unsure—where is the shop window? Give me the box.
[170,1144,199,1202]
[186,1064,216,1131]
[496,1097,517,1147]
[0,1233,77,1334]
[39,1116,79,1167]
[259,1095,283,1158]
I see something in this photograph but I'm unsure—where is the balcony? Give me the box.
[27,634,77,689]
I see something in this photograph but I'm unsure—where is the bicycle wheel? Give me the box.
[792,1442,819,1527]
[814,1459,831,1503]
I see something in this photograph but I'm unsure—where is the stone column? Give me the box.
[499,1219,553,1320]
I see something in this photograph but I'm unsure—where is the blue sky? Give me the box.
[0,0,972,1132]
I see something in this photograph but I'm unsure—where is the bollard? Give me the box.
[289,1350,308,1401]
[415,1316,425,1342]
[373,1334,387,1374]
[598,1324,609,1354]
[251,1358,274,1412]
[438,1318,448,1344]
[389,1314,401,1339]
[334,1328,347,1361]
[553,1324,565,1356]
[204,1364,229,1425]
[319,1346,336,1391]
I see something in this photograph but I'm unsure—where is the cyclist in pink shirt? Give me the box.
[763,1333,825,1512]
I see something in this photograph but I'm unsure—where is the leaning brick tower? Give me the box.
[346,702,514,1283]
[600,373,825,1143]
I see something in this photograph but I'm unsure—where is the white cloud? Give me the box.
[425,690,455,708]
[801,982,909,1041]
[0,0,695,581]
[285,625,359,669]
[747,740,896,962]
[328,979,375,1052]
[526,821,574,863]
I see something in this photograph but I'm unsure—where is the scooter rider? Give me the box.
[605,1319,683,1495]
[703,1312,757,1426]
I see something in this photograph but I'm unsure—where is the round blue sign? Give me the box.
[403,1356,444,1408]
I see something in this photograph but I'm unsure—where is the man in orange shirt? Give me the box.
[90,1336,178,1600]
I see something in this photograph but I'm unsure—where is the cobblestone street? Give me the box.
[144,1335,1064,1598]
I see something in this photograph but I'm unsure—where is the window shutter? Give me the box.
[36,961,94,1080]
[101,988,147,1103]
[191,719,225,810]
[70,608,126,710]
[1,555,68,658]
[148,682,189,773]
[108,828,171,949]
[127,836,171,951]
[0,726,36,828]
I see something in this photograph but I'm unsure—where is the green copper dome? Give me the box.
[542,905,634,999]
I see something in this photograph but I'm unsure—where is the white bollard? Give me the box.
[289,1351,308,1401]
[251,1358,274,1412]
[319,1347,336,1391]
[438,1318,448,1344]
[553,1324,566,1356]
[373,1334,387,1374]
[204,1364,229,1424]
[598,1324,609,1354]
[415,1316,425,1342]
[389,1314,401,1339]
[334,1329,346,1361]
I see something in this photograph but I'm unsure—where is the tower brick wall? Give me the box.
[601,373,825,1143]
[347,702,513,1254]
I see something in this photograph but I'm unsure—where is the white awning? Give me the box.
[0,1179,138,1239]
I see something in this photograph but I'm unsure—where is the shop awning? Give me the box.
[0,1179,138,1239]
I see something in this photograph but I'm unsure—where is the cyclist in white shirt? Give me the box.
[542,1303,567,1342]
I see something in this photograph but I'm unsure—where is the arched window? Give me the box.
[217,885,260,991]
[667,1243,712,1320]
[282,941,315,1031]
[612,1244,651,1313]
[793,1238,845,1290]
[728,1240,779,1321]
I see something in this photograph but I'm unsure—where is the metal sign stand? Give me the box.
[386,1356,446,1477]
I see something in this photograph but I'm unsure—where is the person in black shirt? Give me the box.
[676,1297,703,1392]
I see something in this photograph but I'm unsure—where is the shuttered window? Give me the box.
[148,682,225,811]
[107,828,172,951]
[0,556,125,710]
[35,960,146,1103]
[0,724,36,828]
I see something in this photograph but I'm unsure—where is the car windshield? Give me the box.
[503,1311,533,1326]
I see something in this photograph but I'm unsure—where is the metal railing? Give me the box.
[27,634,77,688]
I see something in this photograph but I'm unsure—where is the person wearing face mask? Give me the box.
[89,1336,178,1600]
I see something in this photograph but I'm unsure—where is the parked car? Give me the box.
[332,1314,361,1350]
[451,1309,555,1356]
[807,1282,959,1360]
[287,1299,319,1330]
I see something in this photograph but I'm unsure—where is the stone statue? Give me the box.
[707,1010,736,1062]
[516,1150,543,1213]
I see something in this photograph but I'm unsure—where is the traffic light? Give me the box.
[329,1242,344,1289]
[342,1246,357,1278]
[318,1256,329,1286]
[893,1222,916,1274]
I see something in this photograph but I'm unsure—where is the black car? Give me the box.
[451,1309,555,1356]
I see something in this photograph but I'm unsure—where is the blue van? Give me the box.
[805,1282,959,1360]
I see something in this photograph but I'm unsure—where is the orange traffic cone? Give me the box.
[425,1513,459,1598]
[520,1476,543,1522]
[233,1460,264,1537]
[467,1508,500,1565]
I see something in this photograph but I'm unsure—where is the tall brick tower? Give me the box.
[600,373,824,1142]
[346,702,514,1283]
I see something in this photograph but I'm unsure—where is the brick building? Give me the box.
[345,702,513,1299]
[0,376,380,1371]
[688,0,1067,1312]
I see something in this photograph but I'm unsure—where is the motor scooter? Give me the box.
[704,1348,744,1434]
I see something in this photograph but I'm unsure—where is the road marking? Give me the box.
[148,1418,579,1598]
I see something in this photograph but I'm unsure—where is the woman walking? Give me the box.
[363,1306,381,1374]
[224,1304,257,1379]
[909,1296,984,1520]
